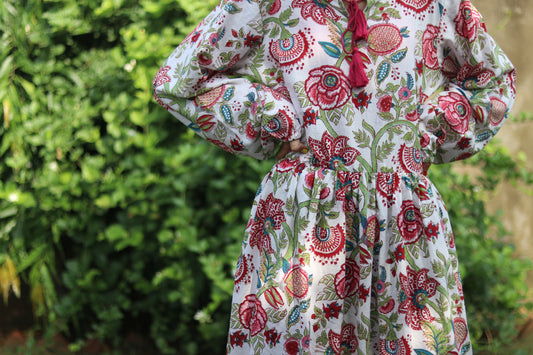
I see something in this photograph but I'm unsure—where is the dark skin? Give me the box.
[276,0,367,161]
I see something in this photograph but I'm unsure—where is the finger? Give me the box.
[289,139,308,154]
[276,142,291,161]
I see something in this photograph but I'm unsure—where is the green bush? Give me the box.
[0,0,531,354]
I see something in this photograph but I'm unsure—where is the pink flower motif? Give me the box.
[248,194,286,254]
[422,24,440,69]
[319,187,331,199]
[455,1,483,43]
[438,92,471,134]
[397,200,423,244]
[334,259,360,299]
[398,87,412,101]
[152,66,171,88]
[328,324,358,354]
[305,66,351,110]
[238,294,268,336]
[398,267,439,331]
[377,95,393,113]
[291,0,340,25]
[308,131,360,170]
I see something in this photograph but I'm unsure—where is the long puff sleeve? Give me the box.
[419,0,517,164]
[153,0,301,159]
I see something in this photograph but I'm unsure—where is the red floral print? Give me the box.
[398,267,439,330]
[291,0,340,25]
[229,330,248,348]
[378,336,412,355]
[308,132,360,170]
[397,200,424,244]
[377,95,394,112]
[248,194,286,254]
[454,1,483,43]
[422,24,440,69]
[305,66,351,110]
[238,294,268,336]
[285,337,300,354]
[264,328,282,347]
[438,92,471,134]
[328,324,358,353]
[152,66,171,88]
[334,259,360,299]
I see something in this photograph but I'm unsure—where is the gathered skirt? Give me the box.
[226,153,471,355]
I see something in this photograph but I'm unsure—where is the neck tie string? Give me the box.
[344,0,369,88]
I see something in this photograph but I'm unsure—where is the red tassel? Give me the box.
[344,0,369,88]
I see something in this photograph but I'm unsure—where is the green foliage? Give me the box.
[0,0,531,354]
[429,140,533,353]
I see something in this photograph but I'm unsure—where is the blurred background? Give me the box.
[0,0,532,354]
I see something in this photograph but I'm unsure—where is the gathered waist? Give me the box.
[275,150,430,176]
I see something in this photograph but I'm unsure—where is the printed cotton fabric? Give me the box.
[154,0,516,353]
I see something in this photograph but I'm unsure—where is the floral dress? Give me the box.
[153,0,516,353]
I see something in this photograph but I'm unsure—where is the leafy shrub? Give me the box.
[0,0,531,354]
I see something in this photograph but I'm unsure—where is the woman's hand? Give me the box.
[275,139,308,161]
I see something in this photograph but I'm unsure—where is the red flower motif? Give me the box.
[263,109,294,140]
[394,244,405,261]
[424,222,439,241]
[376,173,400,206]
[308,132,360,170]
[292,0,340,25]
[438,92,471,134]
[378,336,412,355]
[397,200,424,244]
[353,91,372,110]
[328,324,358,354]
[234,254,253,289]
[264,328,282,347]
[284,264,309,298]
[379,299,395,314]
[230,138,244,151]
[422,24,440,69]
[285,337,300,355]
[305,66,351,110]
[275,158,300,174]
[308,224,346,263]
[244,32,261,47]
[322,302,342,320]
[303,108,318,127]
[334,259,360,299]
[457,62,495,89]
[398,144,423,174]
[153,66,171,88]
[454,1,483,43]
[377,95,394,112]
[248,194,286,254]
[398,267,439,330]
[238,294,268,336]
[229,330,248,348]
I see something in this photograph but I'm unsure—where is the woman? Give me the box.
[153,0,516,353]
